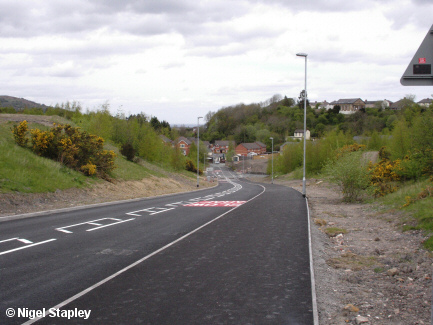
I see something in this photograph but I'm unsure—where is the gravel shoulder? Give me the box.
[268,177,432,325]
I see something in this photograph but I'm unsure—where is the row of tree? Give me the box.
[200,94,430,152]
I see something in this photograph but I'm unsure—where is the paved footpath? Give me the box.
[40,182,314,325]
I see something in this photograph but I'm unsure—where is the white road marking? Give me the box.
[165,201,186,207]
[17,238,33,244]
[23,183,266,325]
[56,218,134,233]
[0,239,57,256]
[149,208,175,215]
[86,218,135,232]
[0,237,19,244]
[125,177,242,217]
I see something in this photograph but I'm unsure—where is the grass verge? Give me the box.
[377,178,433,250]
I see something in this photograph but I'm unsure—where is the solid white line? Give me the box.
[86,218,135,232]
[23,182,266,325]
[0,237,18,244]
[306,197,319,325]
[0,239,57,256]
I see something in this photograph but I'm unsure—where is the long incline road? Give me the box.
[0,166,314,324]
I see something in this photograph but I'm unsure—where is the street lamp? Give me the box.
[296,52,307,197]
[270,137,274,184]
[197,116,203,187]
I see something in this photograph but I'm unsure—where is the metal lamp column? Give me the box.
[296,52,307,197]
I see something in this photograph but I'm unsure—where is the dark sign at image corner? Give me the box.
[413,63,432,75]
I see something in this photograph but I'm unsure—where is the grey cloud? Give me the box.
[248,0,376,12]
[0,0,248,37]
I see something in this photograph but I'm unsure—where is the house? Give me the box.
[159,135,173,146]
[293,129,311,140]
[364,99,392,109]
[235,142,267,157]
[309,100,320,108]
[255,141,267,152]
[390,99,408,110]
[418,98,433,107]
[212,140,230,154]
[333,98,366,114]
[175,136,193,155]
[318,100,333,110]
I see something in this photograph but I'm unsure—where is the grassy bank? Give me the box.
[0,119,170,193]
[377,178,433,249]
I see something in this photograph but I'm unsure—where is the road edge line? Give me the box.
[22,182,266,325]
[306,196,319,325]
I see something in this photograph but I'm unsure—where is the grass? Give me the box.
[0,121,169,193]
[377,178,433,250]
[324,227,348,237]
[327,252,380,271]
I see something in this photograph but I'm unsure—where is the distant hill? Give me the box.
[0,95,48,111]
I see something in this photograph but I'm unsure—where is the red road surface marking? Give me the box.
[184,201,246,207]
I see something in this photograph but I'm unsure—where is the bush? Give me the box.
[170,147,185,171]
[11,120,29,147]
[323,151,371,202]
[12,122,116,178]
[368,148,401,197]
[80,162,97,176]
[120,143,136,161]
[185,159,203,175]
[185,159,196,173]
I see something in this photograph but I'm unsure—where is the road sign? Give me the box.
[401,24,433,86]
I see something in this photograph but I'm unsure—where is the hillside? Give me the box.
[0,114,213,215]
[0,95,48,111]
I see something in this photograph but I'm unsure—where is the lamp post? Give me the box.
[296,52,307,197]
[197,116,203,187]
[270,137,274,184]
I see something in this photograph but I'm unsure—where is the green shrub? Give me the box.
[323,151,371,202]
[120,143,136,161]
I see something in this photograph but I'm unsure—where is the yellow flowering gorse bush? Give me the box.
[12,121,116,178]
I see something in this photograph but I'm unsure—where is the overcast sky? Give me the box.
[1,0,433,124]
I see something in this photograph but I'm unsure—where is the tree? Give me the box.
[297,90,309,109]
[282,96,295,107]
[390,119,411,160]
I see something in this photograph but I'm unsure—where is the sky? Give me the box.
[1,0,433,125]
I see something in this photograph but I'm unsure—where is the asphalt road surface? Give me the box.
[0,166,315,325]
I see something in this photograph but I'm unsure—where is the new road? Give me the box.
[0,165,316,325]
